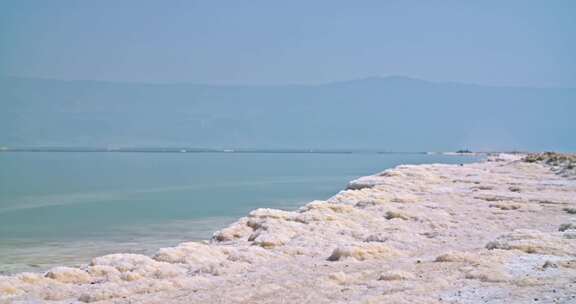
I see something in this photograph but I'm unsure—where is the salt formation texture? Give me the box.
[2,154,576,303]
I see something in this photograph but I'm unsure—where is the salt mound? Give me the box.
[559,223,576,232]
[0,278,22,296]
[45,266,92,284]
[91,253,186,279]
[486,229,576,256]
[327,244,400,261]
[154,242,227,265]
[87,265,121,281]
[212,217,252,241]
[464,267,511,283]
[435,251,480,264]
[249,208,298,220]
[378,270,415,281]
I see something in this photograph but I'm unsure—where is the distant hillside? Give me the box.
[1,76,575,151]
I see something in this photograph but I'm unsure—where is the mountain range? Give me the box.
[1,76,574,151]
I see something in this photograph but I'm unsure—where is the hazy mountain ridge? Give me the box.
[1,76,575,151]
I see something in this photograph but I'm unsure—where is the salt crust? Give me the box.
[2,154,575,303]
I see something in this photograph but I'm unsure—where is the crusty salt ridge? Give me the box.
[2,154,576,303]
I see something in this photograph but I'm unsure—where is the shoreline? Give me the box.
[0,153,480,276]
[1,153,575,303]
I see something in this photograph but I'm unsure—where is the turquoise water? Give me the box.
[0,152,479,273]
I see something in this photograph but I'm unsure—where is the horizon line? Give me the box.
[0,146,536,154]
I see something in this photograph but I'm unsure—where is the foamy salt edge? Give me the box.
[1,154,576,303]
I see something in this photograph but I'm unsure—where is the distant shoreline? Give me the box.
[0,147,495,155]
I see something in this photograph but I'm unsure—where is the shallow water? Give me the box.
[0,152,479,273]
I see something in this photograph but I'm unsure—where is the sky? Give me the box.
[1,0,575,87]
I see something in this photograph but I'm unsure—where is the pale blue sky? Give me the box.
[1,0,575,86]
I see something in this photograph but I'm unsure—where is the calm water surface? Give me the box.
[0,152,480,273]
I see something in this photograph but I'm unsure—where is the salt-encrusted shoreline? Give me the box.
[1,154,575,303]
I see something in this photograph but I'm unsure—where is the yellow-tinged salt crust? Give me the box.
[2,154,576,303]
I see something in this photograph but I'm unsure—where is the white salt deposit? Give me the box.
[1,154,575,303]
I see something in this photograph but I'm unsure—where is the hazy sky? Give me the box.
[1,0,575,86]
